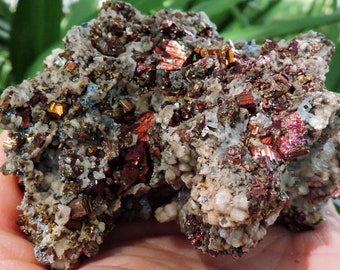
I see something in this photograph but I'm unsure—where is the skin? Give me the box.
[0,131,340,270]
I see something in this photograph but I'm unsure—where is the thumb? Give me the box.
[0,131,22,231]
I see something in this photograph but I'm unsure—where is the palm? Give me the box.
[1,132,340,270]
[80,210,340,270]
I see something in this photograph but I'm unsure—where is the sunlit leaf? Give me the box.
[0,0,12,46]
[222,11,340,41]
[191,0,243,15]
[0,24,10,43]
[0,50,12,91]
[61,0,99,36]
[162,0,192,10]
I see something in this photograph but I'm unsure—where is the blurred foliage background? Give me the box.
[1,0,340,92]
[0,0,340,208]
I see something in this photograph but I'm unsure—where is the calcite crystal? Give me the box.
[0,1,340,269]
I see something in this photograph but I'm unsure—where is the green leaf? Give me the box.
[331,0,337,11]
[125,0,196,14]
[221,11,340,41]
[27,0,100,77]
[218,0,282,36]
[61,0,99,36]
[0,24,9,43]
[124,0,165,14]
[0,0,12,46]
[162,0,192,10]
[191,0,243,15]
[326,40,340,93]
[0,50,12,92]
[25,39,63,79]
[190,0,245,26]
[0,0,12,22]
[247,0,283,24]
[0,18,10,32]
[229,6,249,26]
[9,0,63,82]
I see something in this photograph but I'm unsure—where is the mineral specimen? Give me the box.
[0,1,340,269]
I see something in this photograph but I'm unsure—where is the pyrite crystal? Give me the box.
[0,1,340,269]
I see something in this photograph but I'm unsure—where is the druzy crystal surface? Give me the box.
[1,2,340,269]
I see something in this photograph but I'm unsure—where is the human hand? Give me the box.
[1,130,340,270]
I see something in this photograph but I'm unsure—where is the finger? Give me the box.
[0,131,22,232]
[0,131,44,268]
[0,229,44,267]
[89,199,340,270]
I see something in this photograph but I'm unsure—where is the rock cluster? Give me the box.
[0,2,339,269]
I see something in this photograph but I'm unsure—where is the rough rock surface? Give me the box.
[0,2,340,269]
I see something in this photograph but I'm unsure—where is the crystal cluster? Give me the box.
[0,2,339,269]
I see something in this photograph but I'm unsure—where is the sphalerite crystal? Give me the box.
[1,1,340,269]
